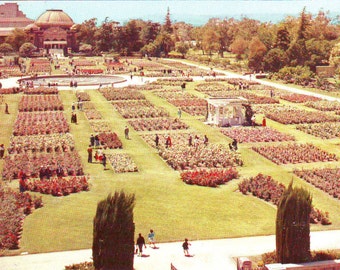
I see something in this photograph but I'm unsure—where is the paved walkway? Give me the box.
[1,230,340,270]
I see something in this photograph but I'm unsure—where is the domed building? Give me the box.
[25,9,77,56]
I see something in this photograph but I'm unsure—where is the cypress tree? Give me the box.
[276,181,312,264]
[93,191,135,270]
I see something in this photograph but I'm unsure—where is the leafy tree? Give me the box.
[154,31,174,57]
[124,20,142,54]
[5,28,29,51]
[93,191,135,270]
[248,36,267,71]
[276,182,312,264]
[175,41,189,58]
[95,17,117,52]
[0,43,14,55]
[305,38,334,71]
[74,18,98,48]
[274,26,291,51]
[263,48,288,72]
[79,43,93,54]
[19,42,36,57]
[230,36,248,60]
[139,21,160,45]
[201,27,220,56]
[140,42,158,57]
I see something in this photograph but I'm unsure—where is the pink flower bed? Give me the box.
[24,87,58,95]
[294,168,340,200]
[99,87,145,101]
[112,100,169,118]
[77,68,103,74]
[89,121,112,133]
[220,127,295,143]
[107,153,138,173]
[304,100,340,111]
[98,132,122,149]
[279,93,321,103]
[238,173,331,225]
[0,87,22,94]
[18,95,64,112]
[0,186,43,250]
[265,107,338,124]
[2,152,84,180]
[13,112,69,136]
[129,118,189,131]
[181,168,238,187]
[296,122,340,139]
[23,176,89,196]
[252,143,337,165]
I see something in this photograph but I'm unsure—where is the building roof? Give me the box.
[35,9,74,28]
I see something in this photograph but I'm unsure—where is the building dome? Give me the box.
[35,9,74,28]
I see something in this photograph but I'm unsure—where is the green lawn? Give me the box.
[2,64,340,255]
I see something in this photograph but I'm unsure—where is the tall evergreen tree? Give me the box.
[276,182,312,264]
[93,191,135,270]
[163,7,173,34]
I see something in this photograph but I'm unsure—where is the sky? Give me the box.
[4,1,340,26]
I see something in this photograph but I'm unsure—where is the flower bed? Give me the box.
[220,127,295,143]
[18,95,64,112]
[195,82,230,92]
[0,87,22,94]
[0,186,43,250]
[76,91,91,101]
[89,121,112,133]
[264,107,338,124]
[24,87,58,95]
[13,112,69,136]
[128,117,188,131]
[238,173,331,225]
[142,132,201,148]
[99,87,145,101]
[112,100,169,118]
[77,68,103,74]
[252,143,337,165]
[107,153,138,173]
[23,176,89,196]
[181,168,238,187]
[98,132,122,149]
[7,134,75,154]
[279,93,322,103]
[296,122,340,139]
[294,168,340,200]
[304,100,340,111]
[2,151,84,180]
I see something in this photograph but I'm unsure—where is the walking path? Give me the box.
[1,230,340,270]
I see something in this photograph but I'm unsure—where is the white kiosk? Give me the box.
[206,97,248,126]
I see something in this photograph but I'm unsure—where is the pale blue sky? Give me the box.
[4,1,340,25]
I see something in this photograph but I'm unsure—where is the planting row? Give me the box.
[99,87,145,101]
[18,95,63,112]
[107,153,138,173]
[296,122,340,139]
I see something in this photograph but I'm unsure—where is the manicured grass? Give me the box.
[2,66,340,255]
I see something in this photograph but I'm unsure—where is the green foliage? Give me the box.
[263,48,288,72]
[5,28,29,51]
[276,182,312,264]
[274,65,314,85]
[19,43,36,57]
[0,43,14,55]
[93,191,135,270]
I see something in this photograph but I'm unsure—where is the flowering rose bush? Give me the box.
[220,127,295,143]
[264,107,338,124]
[296,122,340,139]
[0,185,43,250]
[128,117,189,131]
[279,93,321,103]
[18,95,64,112]
[2,151,84,180]
[24,86,58,95]
[13,112,69,136]
[89,121,112,133]
[98,132,122,149]
[181,168,238,187]
[23,176,89,196]
[99,87,145,101]
[305,100,340,111]
[107,153,138,173]
[7,133,75,154]
[252,143,337,165]
[238,173,331,225]
[112,100,169,118]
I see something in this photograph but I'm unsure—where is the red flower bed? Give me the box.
[128,117,188,131]
[0,87,22,94]
[279,93,321,103]
[77,68,103,74]
[0,186,43,250]
[181,168,238,187]
[13,112,69,136]
[24,87,58,95]
[23,176,89,196]
[252,143,337,165]
[18,95,64,112]
[98,132,122,149]
[220,127,295,143]
[238,173,331,225]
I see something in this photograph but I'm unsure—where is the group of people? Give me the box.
[136,231,192,257]
[87,144,107,170]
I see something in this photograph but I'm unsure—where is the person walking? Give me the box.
[0,144,4,159]
[90,134,95,147]
[87,145,93,163]
[148,229,157,249]
[102,153,107,170]
[136,233,146,257]
[124,126,130,139]
[182,238,191,256]
[5,103,9,114]
[262,116,266,127]
[155,134,159,147]
[177,108,182,119]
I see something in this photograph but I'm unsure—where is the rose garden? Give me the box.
[1,57,340,267]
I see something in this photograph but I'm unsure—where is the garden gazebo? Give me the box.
[206,97,247,126]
